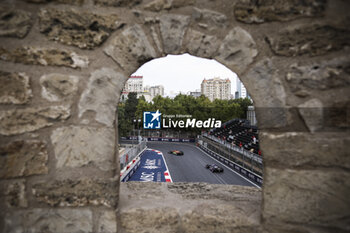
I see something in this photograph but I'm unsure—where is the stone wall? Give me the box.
[0,0,349,232]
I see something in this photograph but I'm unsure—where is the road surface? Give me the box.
[147,142,254,186]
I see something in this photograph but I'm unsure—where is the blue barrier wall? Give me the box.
[127,149,169,182]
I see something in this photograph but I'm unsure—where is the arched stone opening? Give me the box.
[0,0,349,233]
[116,53,264,232]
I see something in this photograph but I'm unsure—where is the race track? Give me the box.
[147,142,255,187]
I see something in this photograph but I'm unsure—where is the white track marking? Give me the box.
[158,149,173,183]
[196,146,261,188]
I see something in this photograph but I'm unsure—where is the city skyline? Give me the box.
[132,53,239,97]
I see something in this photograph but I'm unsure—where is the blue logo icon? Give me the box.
[143,110,161,129]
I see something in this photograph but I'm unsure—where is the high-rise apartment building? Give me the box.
[149,85,164,98]
[201,77,231,101]
[236,78,249,99]
[144,85,164,100]
[120,76,164,102]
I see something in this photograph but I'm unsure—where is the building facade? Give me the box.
[201,77,231,101]
[120,75,143,101]
[236,78,248,99]
[189,90,201,98]
[148,85,164,99]
[120,77,164,102]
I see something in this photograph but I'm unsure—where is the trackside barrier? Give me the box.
[120,140,147,170]
[120,156,141,182]
[197,144,263,187]
[120,142,147,182]
[203,133,262,164]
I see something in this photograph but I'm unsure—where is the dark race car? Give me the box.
[168,150,184,156]
[206,164,224,173]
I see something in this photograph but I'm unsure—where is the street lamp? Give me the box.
[137,118,141,142]
[133,118,141,144]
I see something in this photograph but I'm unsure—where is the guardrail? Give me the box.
[197,142,263,187]
[120,140,147,170]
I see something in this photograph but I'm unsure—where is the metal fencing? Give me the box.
[119,140,147,170]
[203,133,262,164]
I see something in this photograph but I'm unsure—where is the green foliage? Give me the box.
[118,103,133,137]
[125,92,138,119]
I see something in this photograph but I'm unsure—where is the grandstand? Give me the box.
[208,119,261,156]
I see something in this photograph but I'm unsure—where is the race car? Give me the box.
[206,164,224,173]
[168,150,184,155]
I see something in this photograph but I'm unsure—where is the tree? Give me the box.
[125,92,138,120]
[118,103,133,137]
[230,98,253,118]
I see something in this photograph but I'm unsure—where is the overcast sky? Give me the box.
[132,53,239,97]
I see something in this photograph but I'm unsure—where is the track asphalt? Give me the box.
[145,142,254,186]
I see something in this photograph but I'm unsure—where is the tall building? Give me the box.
[149,85,164,98]
[144,85,164,101]
[236,78,249,99]
[120,76,157,102]
[124,75,143,92]
[120,76,143,101]
[201,77,231,101]
[120,77,164,102]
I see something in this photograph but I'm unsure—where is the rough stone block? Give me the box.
[181,203,260,233]
[285,56,350,96]
[185,29,219,58]
[260,132,350,169]
[0,140,48,178]
[0,179,27,208]
[78,68,125,126]
[0,46,89,68]
[241,59,287,129]
[298,98,324,132]
[144,0,195,12]
[267,24,350,57]
[171,0,195,8]
[97,210,117,233]
[215,27,258,74]
[120,207,181,233]
[119,182,262,233]
[3,208,93,233]
[104,25,156,74]
[0,70,32,104]
[32,178,118,207]
[0,105,70,136]
[39,8,123,49]
[0,8,32,38]
[234,0,326,24]
[51,126,114,171]
[25,0,84,4]
[192,7,227,30]
[263,168,350,231]
[167,182,261,203]
[159,14,190,54]
[94,0,141,7]
[144,0,171,11]
[40,73,79,102]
